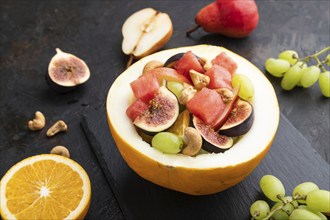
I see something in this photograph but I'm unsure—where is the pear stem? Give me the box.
[126,54,134,69]
[186,24,201,36]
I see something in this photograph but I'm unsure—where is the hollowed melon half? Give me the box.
[106,45,279,195]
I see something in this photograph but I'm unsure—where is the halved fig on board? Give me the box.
[219,99,254,137]
[46,48,90,93]
[134,86,179,134]
[193,116,233,153]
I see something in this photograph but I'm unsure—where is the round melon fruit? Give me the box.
[106,45,279,195]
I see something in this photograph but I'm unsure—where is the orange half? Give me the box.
[0,154,91,219]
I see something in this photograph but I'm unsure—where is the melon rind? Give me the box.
[106,45,279,195]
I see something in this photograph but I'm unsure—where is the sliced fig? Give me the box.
[212,86,240,131]
[46,48,90,93]
[164,52,203,68]
[164,53,185,67]
[134,86,179,134]
[219,99,254,137]
[193,116,233,153]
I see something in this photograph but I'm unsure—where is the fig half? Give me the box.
[212,86,240,131]
[46,48,90,93]
[164,52,203,68]
[219,99,254,137]
[134,86,179,134]
[164,53,185,67]
[193,116,233,153]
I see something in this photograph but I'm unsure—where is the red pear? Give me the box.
[187,0,259,38]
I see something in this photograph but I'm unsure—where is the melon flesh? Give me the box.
[106,45,279,195]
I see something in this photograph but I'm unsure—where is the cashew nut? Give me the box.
[216,88,234,103]
[181,127,202,156]
[200,57,212,71]
[50,145,70,158]
[142,60,164,74]
[178,85,197,105]
[189,70,210,90]
[28,111,46,131]
[199,57,207,67]
[46,120,67,137]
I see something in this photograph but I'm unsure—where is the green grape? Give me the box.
[281,65,303,90]
[250,200,270,219]
[265,58,291,77]
[270,198,299,219]
[294,61,308,69]
[299,205,327,220]
[271,210,289,220]
[295,62,308,88]
[232,74,254,100]
[282,196,298,214]
[167,81,184,98]
[326,54,330,66]
[260,175,285,202]
[270,202,289,220]
[278,50,299,65]
[151,132,183,154]
[305,189,330,213]
[293,182,319,204]
[298,205,308,210]
[319,71,330,97]
[289,209,322,220]
[300,66,321,88]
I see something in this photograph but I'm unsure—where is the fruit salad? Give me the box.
[126,50,255,156]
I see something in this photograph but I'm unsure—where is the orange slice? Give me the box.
[0,154,91,220]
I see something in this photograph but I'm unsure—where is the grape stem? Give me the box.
[259,201,298,220]
[315,56,326,72]
[261,205,284,220]
[251,210,260,220]
[292,195,306,201]
[299,46,330,72]
[256,194,302,220]
[277,194,286,203]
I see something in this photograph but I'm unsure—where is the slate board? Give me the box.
[81,110,329,220]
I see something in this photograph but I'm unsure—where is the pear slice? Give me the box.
[122,8,173,67]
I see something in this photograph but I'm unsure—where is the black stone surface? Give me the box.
[82,111,329,220]
[0,0,329,219]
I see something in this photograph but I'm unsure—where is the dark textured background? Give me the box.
[0,0,329,219]
[82,111,330,220]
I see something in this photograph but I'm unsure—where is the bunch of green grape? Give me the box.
[264,47,330,97]
[250,175,330,220]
